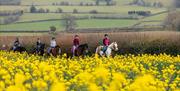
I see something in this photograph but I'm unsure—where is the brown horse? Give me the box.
[74,44,89,57]
[49,45,61,57]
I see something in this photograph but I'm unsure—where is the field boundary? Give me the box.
[11,15,139,24]
[0,27,167,33]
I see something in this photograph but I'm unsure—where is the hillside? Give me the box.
[20,0,171,6]
[0,0,172,32]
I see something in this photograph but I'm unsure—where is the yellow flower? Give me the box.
[15,73,26,85]
[6,85,27,91]
[0,51,179,91]
[88,83,101,91]
[50,82,66,91]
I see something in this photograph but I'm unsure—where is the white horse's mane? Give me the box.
[108,42,117,50]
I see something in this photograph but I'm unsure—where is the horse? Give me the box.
[96,42,118,57]
[74,44,89,57]
[49,45,61,57]
[11,46,27,53]
[32,43,45,56]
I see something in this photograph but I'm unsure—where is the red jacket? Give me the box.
[73,38,80,46]
[103,38,110,46]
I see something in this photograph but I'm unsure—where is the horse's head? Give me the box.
[109,42,118,51]
[40,43,45,49]
[77,44,89,56]
[84,44,88,49]
[83,44,89,54]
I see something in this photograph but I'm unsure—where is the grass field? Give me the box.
[0,0,172,32]
[142,13,168,21]
[0,19,136,31]
[0,4,167,31]
[135,12,168,26]
[18,13,88,22]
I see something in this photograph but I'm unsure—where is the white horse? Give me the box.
[96,42,118,57]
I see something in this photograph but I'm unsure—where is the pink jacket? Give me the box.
[73,38,80,46]
[103,38,110,46]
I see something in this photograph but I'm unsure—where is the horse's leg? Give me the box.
[47,47,51,54]
[52,48,56,57]
[58,48,61,55]
[100,51,104,56]
[95,47,99,54]
[40,50,44,56]
[96,46,103,56]
[76,49,80,57]
[105,48,111,57]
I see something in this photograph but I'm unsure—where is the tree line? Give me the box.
[128,11,151,16]
[0,0,21,5]
[51,0,116,6]
[30,5,99,14]
[0,10,23,24]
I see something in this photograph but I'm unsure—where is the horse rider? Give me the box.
[72,35,80,56]
[12,37,21,51]
[102,34,110,53]
[48,37,57,54]
[36,38,42,53]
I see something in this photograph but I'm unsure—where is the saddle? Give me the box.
[101,46,108,53]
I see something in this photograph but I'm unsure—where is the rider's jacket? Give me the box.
[50,40,57,47]
[73,38,80,46]
[14,40,20,47]
[103,37,110,46]
[36,41,41,48]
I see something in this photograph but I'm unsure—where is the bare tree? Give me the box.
[105,0,112,5]
[30,5,37,13]
[164,11,180,31]
[49,26,57,35]
[62,14,77,31]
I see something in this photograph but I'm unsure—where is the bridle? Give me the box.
[108,42,118,51]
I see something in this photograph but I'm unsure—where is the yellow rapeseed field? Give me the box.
[0,51,179,91]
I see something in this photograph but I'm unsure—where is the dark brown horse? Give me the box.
[49,45,61,57]
[32,43,45,56]
[74,44,89,57]
[10,46,27,53]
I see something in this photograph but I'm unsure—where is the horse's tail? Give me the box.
[95,47,99,54]
[96,46,102,54]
